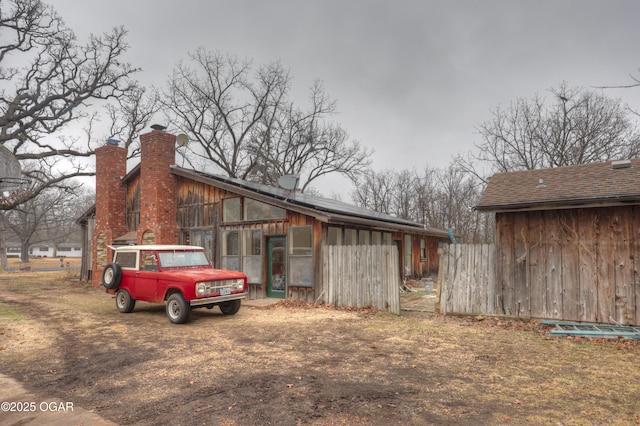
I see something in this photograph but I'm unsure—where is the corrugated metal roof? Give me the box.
[476,158,640,212]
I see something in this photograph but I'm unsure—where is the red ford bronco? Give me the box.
[102,245,248,324]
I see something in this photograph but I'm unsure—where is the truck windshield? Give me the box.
[157,251,210,268]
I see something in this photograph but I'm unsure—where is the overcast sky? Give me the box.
[54,0,640,197]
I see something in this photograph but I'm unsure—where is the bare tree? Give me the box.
[2,185,70,261]
[159,50,288,179]
[160,50,371,191]
[0,0,143,209]
[351,164,493,243]
[40,187,94,257]
[247,81,371,192]
[350,169,395,215]
[460,82,640,180]
[106,86,160,159]
[391,169,416,220]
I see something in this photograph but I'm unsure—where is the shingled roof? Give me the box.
[476,158,640,212]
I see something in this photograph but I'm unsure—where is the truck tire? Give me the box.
[115,289,135,313]
[219,299,241,315]
[102,263,122,289]
[166,293,190,324]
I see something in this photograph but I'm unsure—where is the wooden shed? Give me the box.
[86,129,452,304]
[476,158,640,325]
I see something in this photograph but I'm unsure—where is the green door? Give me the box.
[267,237,286,298]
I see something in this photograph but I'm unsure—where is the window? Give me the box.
[404,235,412,276]
[222,198,241,222]
[358,230,370,245]
[115,252,137,269]
[58,246,71,252]
[420,238,427,260]
[39,246,48,252]
[244,198,286,221]
[327,226,342,245]
[344,228,357,245]
[140,251,158,271]
[371,231,381,245]
[221,230,240,270]
[242,229,262,284]
[289,226,313,287]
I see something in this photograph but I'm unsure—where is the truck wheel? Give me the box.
[166,293,190,324]
[102,263,122,289]
[115,289,135,313]
[219,299,241,315]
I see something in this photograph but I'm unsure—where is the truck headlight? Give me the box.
[196,283,206,296]
[234,279,245,290]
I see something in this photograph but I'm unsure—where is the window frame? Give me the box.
[288,225,313,287]
[221,230,241,271]
[242,229,263,284]
[404,234,412,277]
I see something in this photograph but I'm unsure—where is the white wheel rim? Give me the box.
[169,301,180,318]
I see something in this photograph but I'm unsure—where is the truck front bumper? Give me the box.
[189,292,248,307]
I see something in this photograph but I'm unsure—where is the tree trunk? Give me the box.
[20,240,30,263]
[0,231,7,271]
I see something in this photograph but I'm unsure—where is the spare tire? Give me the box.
[102,263,122,289]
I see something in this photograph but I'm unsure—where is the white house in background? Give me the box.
[5,242,82,258]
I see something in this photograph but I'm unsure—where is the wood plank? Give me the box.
[560,210,580,321]
[468,244,478,313]
[612,207,634,324]
[455,244,465,312]
[513,212,530,318]
[496,213,515,315]
[478,244,488,313]
[486,243,496,314]
[528,211,547,318]
[438,245,450,314]
[544,210,563,319]
[596,208,615,323]
[577,208,597,322]
[444,244,455,313]
[631,206,640,326]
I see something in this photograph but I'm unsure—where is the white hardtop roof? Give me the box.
[113,245,205,251]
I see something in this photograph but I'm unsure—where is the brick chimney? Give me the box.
[137,130,179,245]
[92,141,127,286]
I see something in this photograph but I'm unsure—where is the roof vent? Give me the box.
[536,178,546,188]
[611,159,632,169]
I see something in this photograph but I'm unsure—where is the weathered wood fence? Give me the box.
[439,244,496,315]
[322,244,400,314]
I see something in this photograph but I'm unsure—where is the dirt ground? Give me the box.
[1,271,640,425]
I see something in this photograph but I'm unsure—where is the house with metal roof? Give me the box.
[476,158,640,325]
[84,129,452,306]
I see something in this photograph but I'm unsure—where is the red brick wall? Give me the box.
[92,143,127,285]
[137,130,179,245]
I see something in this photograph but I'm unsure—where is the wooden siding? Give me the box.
[441,206,640,325]
[176,178,229,228]
[125,175,141,231]
[409,236,443,279]
[496,207,640,324]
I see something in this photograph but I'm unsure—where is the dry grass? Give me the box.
[1,271,639,425]
[5,256,81,270]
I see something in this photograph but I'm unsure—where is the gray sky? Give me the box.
[54,0,640,197]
